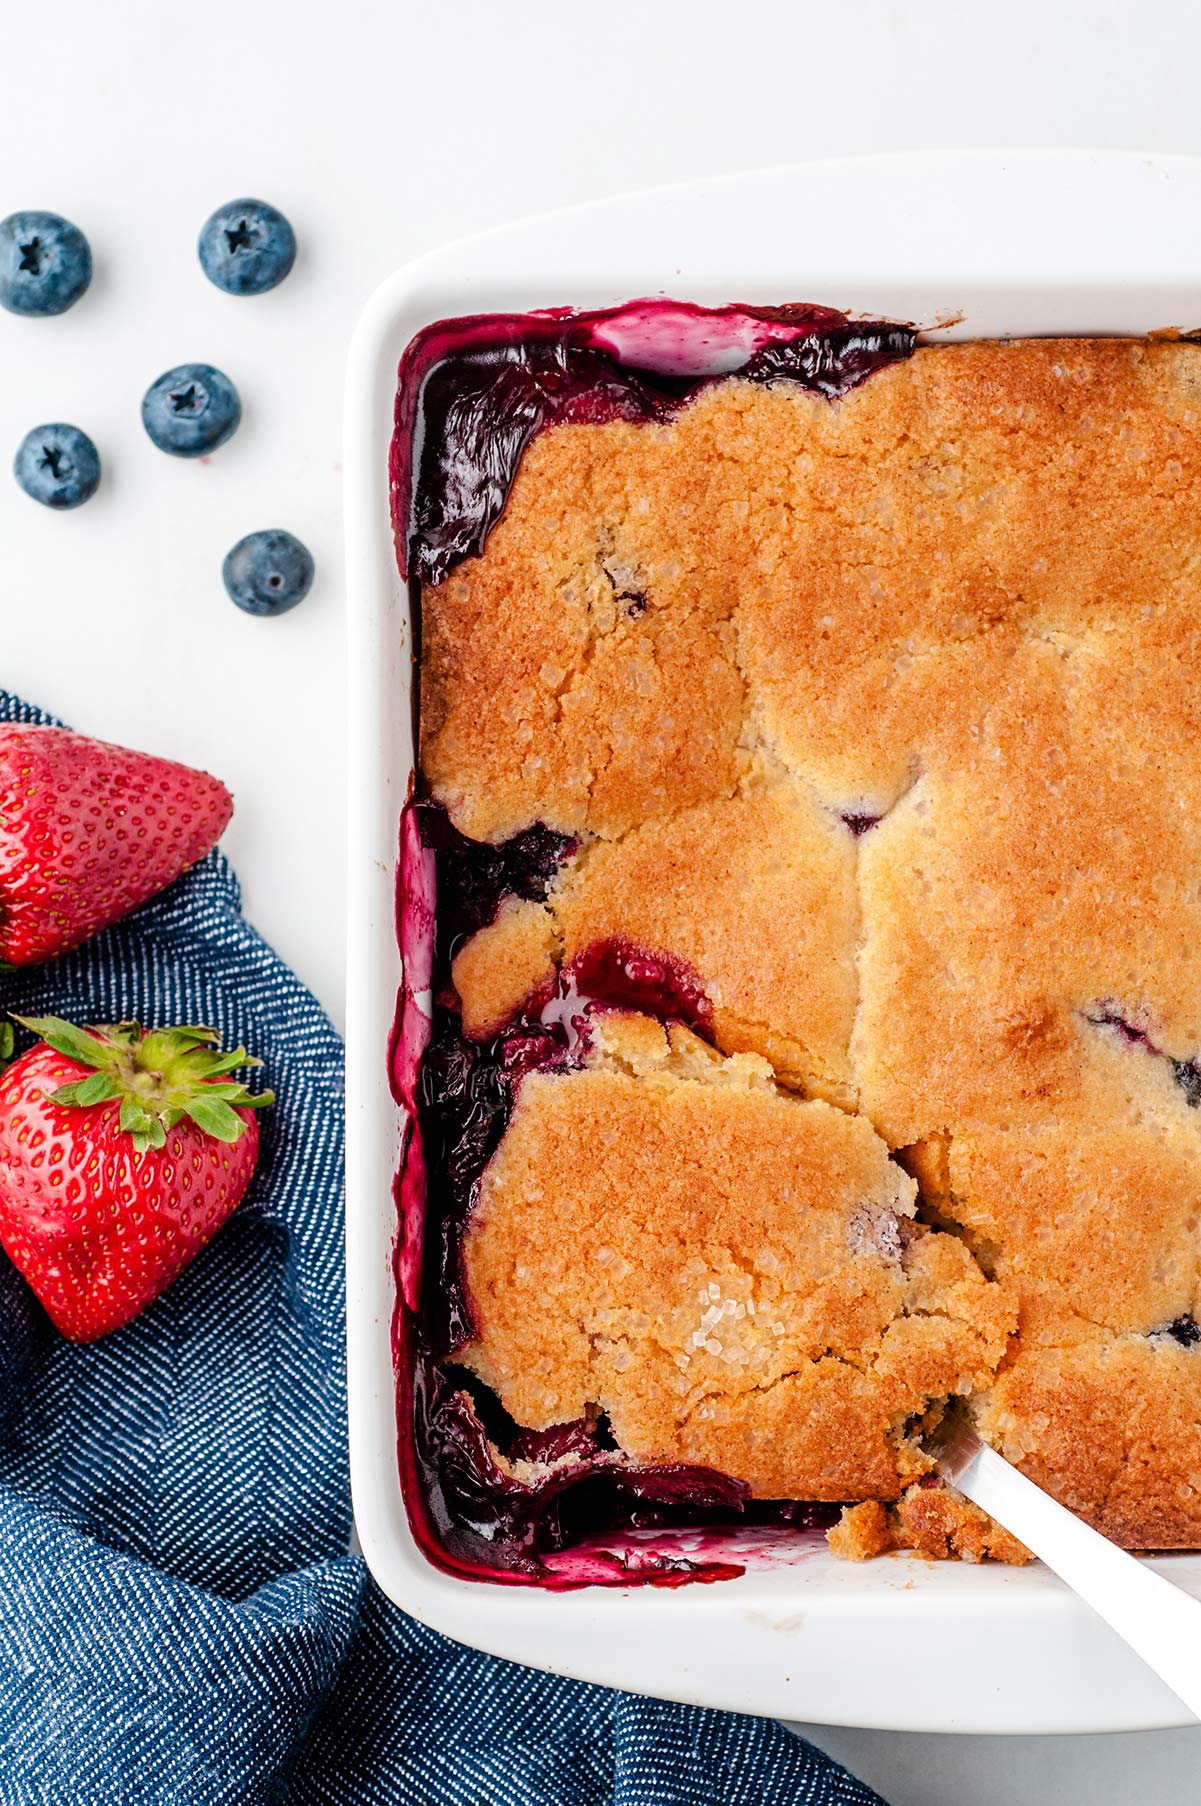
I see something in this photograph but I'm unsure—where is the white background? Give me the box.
[5,1,1201,1799]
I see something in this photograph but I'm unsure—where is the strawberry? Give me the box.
[0,725,233,965]
[0,1016,273,1341]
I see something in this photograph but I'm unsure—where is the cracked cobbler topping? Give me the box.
[461,1013,1012,1503]
[394,306,1201,1583]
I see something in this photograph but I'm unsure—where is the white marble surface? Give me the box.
[5,0,1201,1795]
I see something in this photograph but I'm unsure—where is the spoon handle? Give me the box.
[945,1429,1201,1722]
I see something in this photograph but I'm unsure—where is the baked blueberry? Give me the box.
[13,424,100,509]
[222,529,314,615]
[0,212,91,316]
[1173,1058,1201,1109]
[197,198,295,296]
[141,364,240,457]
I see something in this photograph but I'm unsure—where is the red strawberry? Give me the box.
[0,726,232,965]
[0,1016,272,1341]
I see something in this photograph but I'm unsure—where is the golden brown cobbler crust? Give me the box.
[461,1017,1013,1502]
[426,339,1201,1558]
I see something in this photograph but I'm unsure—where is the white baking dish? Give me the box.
[344,150,1201,1734]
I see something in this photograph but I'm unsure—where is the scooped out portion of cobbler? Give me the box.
[395,308,1201,1580]
[461,1012,1012,1497]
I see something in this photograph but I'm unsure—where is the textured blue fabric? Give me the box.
[0,689,887,1806]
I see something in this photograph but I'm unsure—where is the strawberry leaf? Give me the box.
[182,1097,247,1142]
[141,1027,220,1068]
[130,1116,167,1155]
[188,1046,259,1078]
[119,1098,156,1137]
[51,1071,122,1109]
[13,1015,113,1071]
[0,1022,12,1063]
[19,1016,272,1152]
[75,1071,123,1106]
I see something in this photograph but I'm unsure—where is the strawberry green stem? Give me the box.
[12,1015,273,1154]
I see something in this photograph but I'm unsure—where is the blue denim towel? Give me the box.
[0,690,886,1806]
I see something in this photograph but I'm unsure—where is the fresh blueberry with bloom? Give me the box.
[0,211,91,316]
[141,363,241,457]
[198,198,296,296]
[222,529,314,615]
[13,424,101,509]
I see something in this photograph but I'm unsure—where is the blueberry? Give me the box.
[198,198,296,297]
[222,530,314,615]
[142,364,240,457]
[0,211,91,316]
[13,424,100,509]
[1173,1057,1201,1109]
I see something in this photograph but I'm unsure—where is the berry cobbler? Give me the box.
[391,302,1201,1583]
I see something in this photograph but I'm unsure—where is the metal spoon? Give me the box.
[926,1414,1201,1723]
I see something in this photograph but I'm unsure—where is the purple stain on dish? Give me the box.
[407,1355,839,1586]
[389,802,438,1315]
[392,1125,427,1318]
[391,299,916,586]
[395,803,436,1017]
[542,1546,743,1587]
[418,1002,577,1355]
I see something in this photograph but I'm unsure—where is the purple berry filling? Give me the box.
[1172,1059,1201,1109]
[415,798,576,951]
[418,1000,576,1355]
[1085,1001,1201,1111]
[1162,1316,1201,1348]
[563,938,712,1039]
[1085,1002,1155,1050]
[395,803,849,1583]
[391,300,916,586]
[412,1355,838,1584]
[390,299,919,1584]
